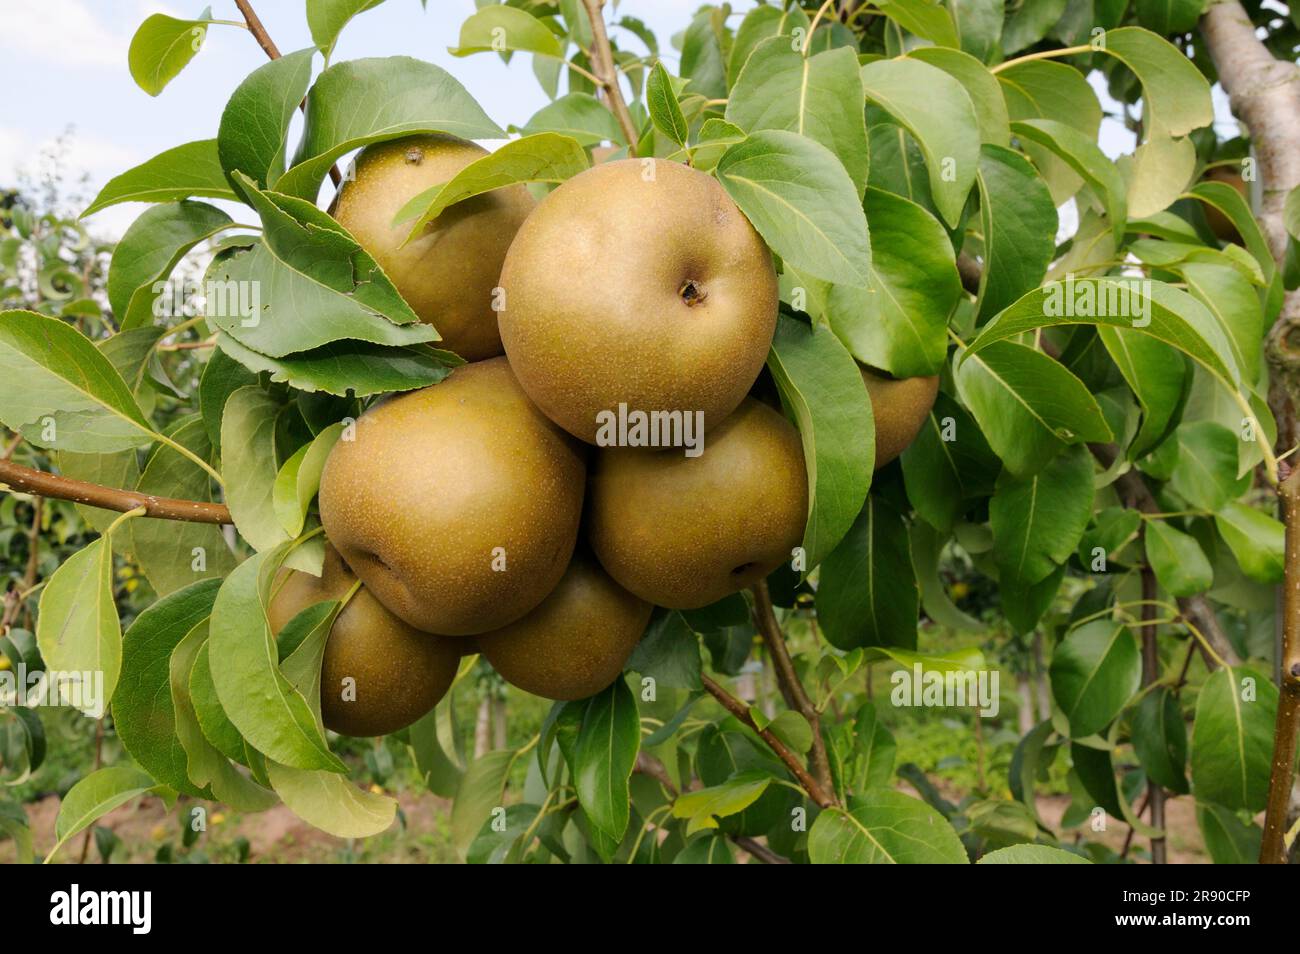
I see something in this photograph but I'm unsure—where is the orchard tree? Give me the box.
[1,0,1299,865]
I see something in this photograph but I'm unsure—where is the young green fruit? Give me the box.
[498,158,778,443]
[269,547,459,737]
[477,550,652,701]
[861,368,939,468]
[588,398,807,608]
[330,134,534,361]
[318,357,587,635]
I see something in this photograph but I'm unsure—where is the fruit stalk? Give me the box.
[0,458,231,525]
[1260,464,1300,862]
[750,580,837,802]
[700,673,837,809]
[579,0,639,156]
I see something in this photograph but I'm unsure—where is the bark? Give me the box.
[0,459,230,525]
[1261,465,1300,862]
[1140,565,1168,865]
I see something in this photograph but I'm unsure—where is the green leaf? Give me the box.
[279,56,503,201]
[671,771,771,836]
[128,12,209,96]
[1070,742,1122,817]
[946,0,1005,62]
[47,767,158,862]
[627,611,702,691]
[83,141,238,217]
[221,385,290,553]
[906,46,1010,146]
[108,202,232,330]
[273,423,342,538]
[808,789,968,863]
[727,39,868,195]
[219,49,316,190]
[0,310,156,453]
[673,833,735,864]
[1049,620,1141,738]
[727,5,809,85]
[110,581,222,797]
[1168,421,1250,510]
[1100,28,1213,137]
[130,416,234,596]
[850,701,898,789]
[766,316,875,569]
[646,63,689,147]
[874,0,959,48]
[209,543,345,772]
[1145,519,1213,597]
[716,129,871,288]
[978,844,1089,863]
[1215,502,1285,584]
[307,0,387,58]
[901,395,996,531]
[1180,261,1263,385]
[573,679,640,842]
[189,642,248,765]
[818,496,918,651]
[1002,564,1065,634]
[1126,131,1197,219]
[268,761,395,838]
[215,334,454,397]
[1131,686,1189,794]
[1190,666,1276,813]
[679,9,727,100]
[996,60,1100,203]
[1001,0,1069,54]
[860,58,980,226]
[35,536,120,716]
[911,522,984,630]
[967,278,1241,389]
[1011,119,1126,244]
[395,133,588,242]
[1134,0,1207,34]
[1196,801,1262,864]
[450,749,515,857]
[514,93,625,146]
[954,341,1112,476]
[1098,326,1188,457]
[990,445,1094,586]
[1188,180,1276,288]
[449,5,563,57]
[975,145,1058,319]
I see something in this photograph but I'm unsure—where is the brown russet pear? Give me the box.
[497,158,778,443]
[861,367,939,468]
[318,357,586,635]
[588,398,807,608]
[477,551,652,701]
[330,134,534,361]
[269,546,459,737]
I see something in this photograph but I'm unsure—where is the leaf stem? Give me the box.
[151,430,226,488]
[989,44,1095,74]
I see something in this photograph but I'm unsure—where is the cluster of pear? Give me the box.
[268,135,937,737]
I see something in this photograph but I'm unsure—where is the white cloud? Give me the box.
[0,0,182,70]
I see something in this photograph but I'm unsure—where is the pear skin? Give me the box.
[318,357,587,635]
[860,368,939,468]
[330,134,534,361]
[498,158,778,443]
[588,398,807,608]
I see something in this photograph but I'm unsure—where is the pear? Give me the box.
[861,368,939,468]
[477,551,651,701]
[587,397,807,608]
[318,357,586,635]
[498,158,778,443]
[269,547,459,737]
[330,134,534,361]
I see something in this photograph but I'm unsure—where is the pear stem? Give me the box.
[580,0,640,156]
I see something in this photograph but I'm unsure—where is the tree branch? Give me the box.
[750,580,836,800]
[1139,564,1167,864]
[1202,1,1300,454]
[232,0,342,187]
[700,674,837,809]
[633,751,678,797]
[580,0,640,156]
[730,835,791,864]
[0,459,230,525]
[1261,464,1300,862]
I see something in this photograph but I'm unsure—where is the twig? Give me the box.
[700,674,836,809]
[580,0,640,155]
[730,835,790,864]
[78,719,106,864]
[1261,465,1300,862]
[750,581,836,801]
[232,0,342,187]
[1139,564,1167,864]
[633,751,678,797]
[0,459,231,525]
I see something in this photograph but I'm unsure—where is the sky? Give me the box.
[0,0,1231,241]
